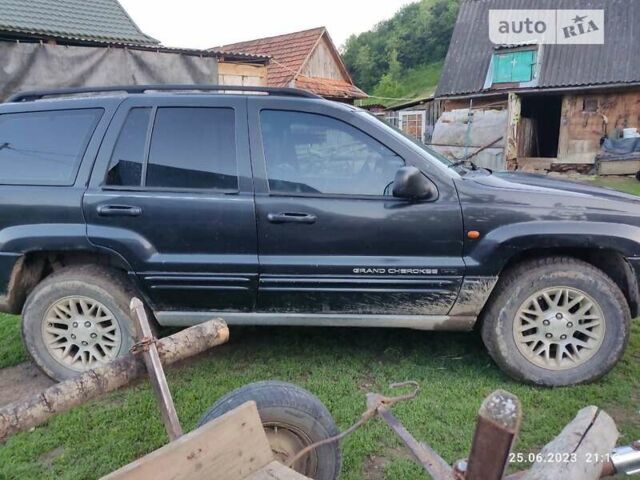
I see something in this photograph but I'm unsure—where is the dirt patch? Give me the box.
[0,362,54,407]
[39,446,64,469]
[363,446,412,479]
[363,453,389,480]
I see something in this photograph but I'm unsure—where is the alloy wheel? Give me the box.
[513,287,605,370]
[42,296,122,371]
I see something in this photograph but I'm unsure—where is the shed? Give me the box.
[434,0,640,173]
[0,0,269,101]
[215,27,367,103]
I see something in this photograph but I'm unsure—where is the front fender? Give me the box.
[464,221,640,275]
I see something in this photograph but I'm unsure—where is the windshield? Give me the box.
[359,111,453,167]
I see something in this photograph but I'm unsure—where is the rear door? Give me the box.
[248,98,464,316]
[84,96,257,313]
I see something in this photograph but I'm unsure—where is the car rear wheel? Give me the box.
[481,257,630,386]
[22,265,137,381]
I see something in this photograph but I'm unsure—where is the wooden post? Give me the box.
[465,390,522,480]
[130,298,183,441]
[0,317,229,443]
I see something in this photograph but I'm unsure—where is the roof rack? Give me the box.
[6,84,323,103]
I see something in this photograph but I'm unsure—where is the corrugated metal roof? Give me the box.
[436,0,640,97]
[0,0,159,46]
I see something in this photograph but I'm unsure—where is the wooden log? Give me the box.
[522,406,618,480]
[0,318,229,443]
[130,298,183,441]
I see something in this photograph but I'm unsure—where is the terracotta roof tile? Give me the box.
[219,27,325,87]
[295,76,367,99]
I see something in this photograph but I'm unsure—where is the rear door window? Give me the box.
[0,109,102,186]
[105,107,237,191]
[105,108,151,187]
[147,108,237,190]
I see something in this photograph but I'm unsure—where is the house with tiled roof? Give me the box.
[0,0,269,100]
[215,27,367,103]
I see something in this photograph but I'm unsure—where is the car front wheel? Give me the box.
[481,257,631,386]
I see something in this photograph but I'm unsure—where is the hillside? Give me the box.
[342,0,459,106]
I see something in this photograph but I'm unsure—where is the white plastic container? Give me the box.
[623,127,639,138]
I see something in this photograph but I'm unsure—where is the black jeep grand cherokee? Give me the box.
[0,85,637,385]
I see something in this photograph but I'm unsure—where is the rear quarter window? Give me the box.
[0,108,103,186]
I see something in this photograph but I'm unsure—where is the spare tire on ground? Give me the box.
[197,381,341,480]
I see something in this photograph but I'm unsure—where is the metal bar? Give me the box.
[465,390,521,480]
[7,84,321,103]
[378,407,454,480]
[130,298,183,442]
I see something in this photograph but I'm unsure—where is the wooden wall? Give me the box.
[218,62,267,86]
[300,38,346,81]
[557,89,640,164]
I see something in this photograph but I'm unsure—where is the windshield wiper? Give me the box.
[449,159,478,171]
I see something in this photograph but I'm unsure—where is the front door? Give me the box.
[248,99,464,317]
[84,96,257,313]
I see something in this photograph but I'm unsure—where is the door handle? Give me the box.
[97,205,142,217]
[267,212,317,224]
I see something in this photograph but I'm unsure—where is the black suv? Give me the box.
[0,85,637,385]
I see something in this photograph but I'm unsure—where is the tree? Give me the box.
[342,0,460,93]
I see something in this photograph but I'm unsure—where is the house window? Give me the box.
[583,98,598,113]
[492,50,537,84]
[399,111,426,143]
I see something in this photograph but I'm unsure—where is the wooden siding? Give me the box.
[300,37,346,81]
[558,89,640,164]
[218,62,267,87]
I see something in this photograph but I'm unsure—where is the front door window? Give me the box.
[260,110,405,197]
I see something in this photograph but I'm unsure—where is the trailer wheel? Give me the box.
[198,381,341,480]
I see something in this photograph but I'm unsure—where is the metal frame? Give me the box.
[6,84,322,103]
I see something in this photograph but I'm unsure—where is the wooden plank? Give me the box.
[102,401,274,480]
[598,159,640,175]
[523,406,618,480]
[245,461,311,480]
[505,92,521,170]
[130,298,183,441]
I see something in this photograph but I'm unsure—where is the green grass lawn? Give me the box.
[0,175,639,479]
[0,313,28,369]
[589,175,640,196]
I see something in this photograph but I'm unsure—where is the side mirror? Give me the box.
[392,166,438,201]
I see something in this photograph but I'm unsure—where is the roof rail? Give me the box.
[6,84,323,103]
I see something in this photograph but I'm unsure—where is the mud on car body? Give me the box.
[0,85,638,385]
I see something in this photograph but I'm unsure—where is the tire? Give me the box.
[481,257,630,386]
[22,265,138,381]
[197,381,341,480]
